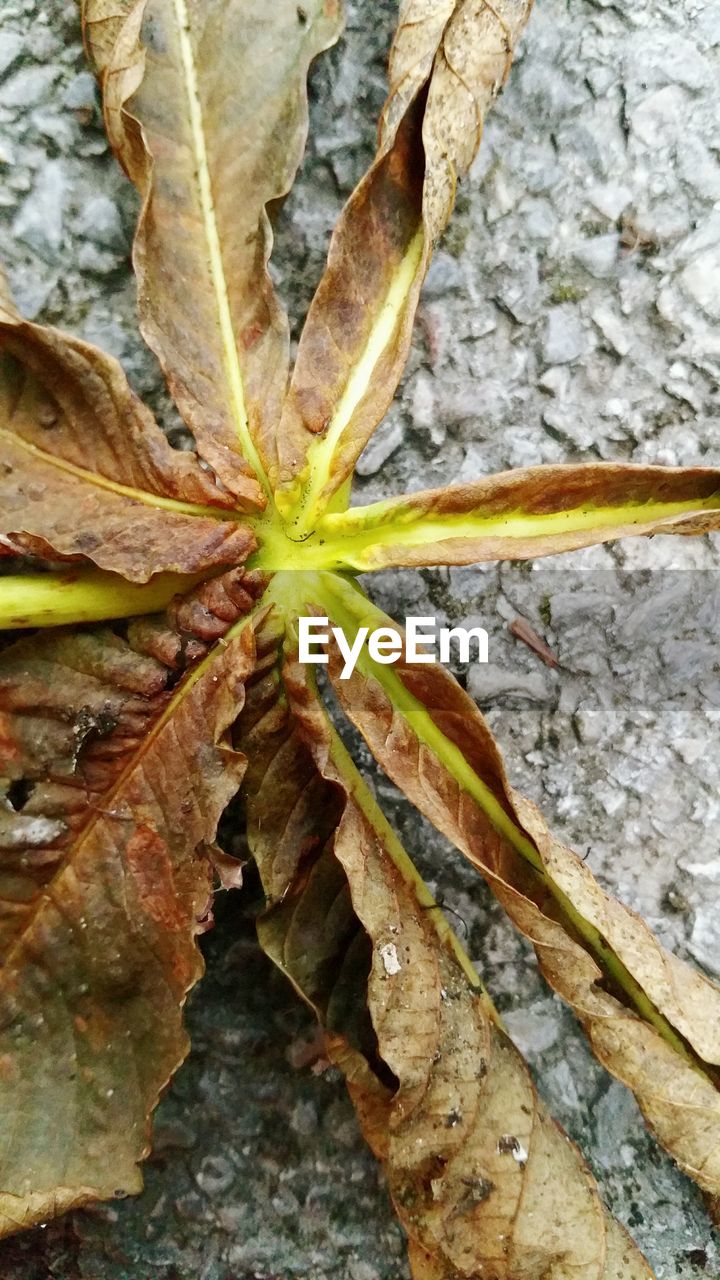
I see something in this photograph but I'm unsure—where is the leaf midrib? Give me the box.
[171,0,270,497]
[281,228,426,533]
[315,491,720,567]
[0,427,239,520]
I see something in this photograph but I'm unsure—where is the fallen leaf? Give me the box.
[1,0,719,1267]
[274,0,535,531]
[238,615,652,1279]
[508,616,559,668]
[310,464,720,570]
[0,574,260,1234]
[318,573,720,1199]
[0,289,255,581]
[84,0,344,499]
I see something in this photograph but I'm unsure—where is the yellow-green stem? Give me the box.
[0,570,195,629]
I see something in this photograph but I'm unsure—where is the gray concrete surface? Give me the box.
[1,0,719,1275]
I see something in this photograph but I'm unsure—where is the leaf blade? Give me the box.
[0,575,261,1234]
[0,298,255,581]
[83,0,344,499]
[318,573,720,1200]
[276,0,534,529]
[237,610,653,1279]
[0,285,232,507]
[313,464,720,570]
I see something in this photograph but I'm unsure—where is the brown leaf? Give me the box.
[0,293,255,581]
[311,463,720,570]
[0,284,232,505]
[319,576,720,1200]
[0,574,260,1234]
[237,615,652,1279]
[83,0,344,500]
[275,0,534,530]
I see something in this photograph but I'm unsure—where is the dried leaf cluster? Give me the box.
[1,2,719,1274]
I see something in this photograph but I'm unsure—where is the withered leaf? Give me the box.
[0,574,261,1235]
[83,0,344,499]
[319,575,720,1200]
[275,0,535,529]
[0,287,255,581]
[238,615,652,1280]
[312,463,720,570]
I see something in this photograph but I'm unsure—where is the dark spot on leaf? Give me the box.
[404,1154,447,1205]
[72,707,118,766]
[460,1175,494,1205]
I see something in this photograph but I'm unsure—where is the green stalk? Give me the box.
[0,570,195,630]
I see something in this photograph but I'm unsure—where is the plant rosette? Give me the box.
[1,2,720,1275]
